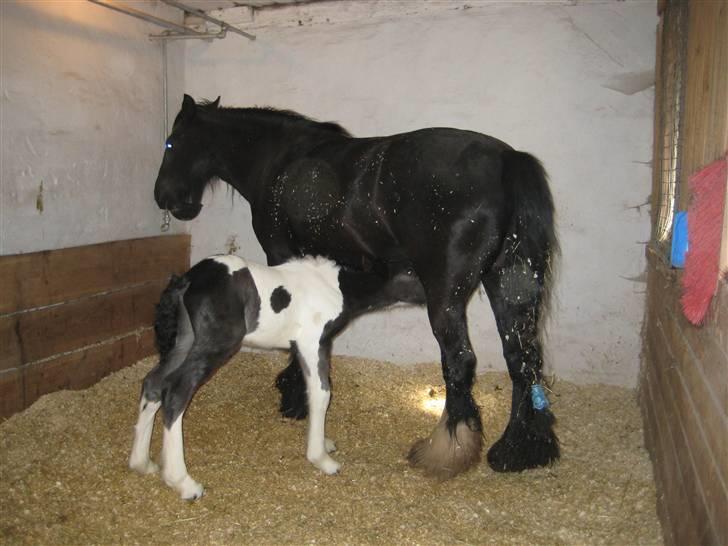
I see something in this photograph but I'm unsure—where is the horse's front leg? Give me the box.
[408,301,483,479]
[295,338,340,475]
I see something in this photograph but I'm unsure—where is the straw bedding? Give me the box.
[0,352,662,545]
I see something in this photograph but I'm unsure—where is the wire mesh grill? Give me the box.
[654,1,688,243]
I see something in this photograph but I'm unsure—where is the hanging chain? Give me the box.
[161,209,171,232]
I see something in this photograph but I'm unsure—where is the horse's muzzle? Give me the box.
[169,203,203,220]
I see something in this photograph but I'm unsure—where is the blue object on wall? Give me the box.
[671,211,689,268]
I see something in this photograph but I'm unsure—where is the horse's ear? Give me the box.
[179,94,197,124]
[182,94,196,112]
[210,96,221,108]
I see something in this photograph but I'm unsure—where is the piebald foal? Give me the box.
[129,255,354,499]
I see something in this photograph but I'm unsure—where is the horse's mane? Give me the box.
[198,101,351,137]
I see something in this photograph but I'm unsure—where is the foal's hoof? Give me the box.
[164,474,204,500]
[177,478,204,501]
[487,412,560,472]
[408,412,482,480]
[309,454,341,475]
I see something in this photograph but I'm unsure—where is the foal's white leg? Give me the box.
[161,412,204,500]
[298,341,340,475]
[129,397,161,474]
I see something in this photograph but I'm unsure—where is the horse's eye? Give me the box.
[166,142,173,150]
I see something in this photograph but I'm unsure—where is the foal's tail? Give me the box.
[500,150,559,314]
[154,274,191,361]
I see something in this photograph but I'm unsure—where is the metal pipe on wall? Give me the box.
[87,0,207,36]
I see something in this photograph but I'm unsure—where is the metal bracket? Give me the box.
[87,0,255,42]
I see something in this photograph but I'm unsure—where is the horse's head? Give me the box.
[154,94,221,221]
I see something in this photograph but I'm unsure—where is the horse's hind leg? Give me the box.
[482,264,559,472]
[129,297,195,475]
[158,346,234,500]
[129,396,162,475]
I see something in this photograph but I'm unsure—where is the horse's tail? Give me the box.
[499,150,559,315]
[154,274,191,361]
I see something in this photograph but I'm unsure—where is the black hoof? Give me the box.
[487,410,559,472]
[275,369,308,420]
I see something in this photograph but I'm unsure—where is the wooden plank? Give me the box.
[12,281,165,365]
[641,372,677,546]
[0,234,189,315]
[680,1,728,207]
[656,327,717,546]
[0,315,22,372]
[0,369,24,420]
[111,235,190,286]
[662,298,728,467]
[644,351,693,546]
[22,328,156,411]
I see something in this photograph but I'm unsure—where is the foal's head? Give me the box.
[154,94,220,221]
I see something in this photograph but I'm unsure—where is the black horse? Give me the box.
[154,95,559,478]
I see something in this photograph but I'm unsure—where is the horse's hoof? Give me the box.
[181,483,204,501]
[163,472,204,500]
[407,411,482,480]
[487,412,559,472]
[309,454,341,475]
[177,477,204,501]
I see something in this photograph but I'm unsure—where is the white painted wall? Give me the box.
[0,0,185,255]
[1,0,655,387]
[182,0,656,387]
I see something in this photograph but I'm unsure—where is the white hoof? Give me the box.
[179,478,204,501]
[325,438,337,453]
[129,458,160,475]
[164,473,204,500]
[309,454,341,475]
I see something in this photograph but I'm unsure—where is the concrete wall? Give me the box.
[181,0,657,387]
[0,0,185,256]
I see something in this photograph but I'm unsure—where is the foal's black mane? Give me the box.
[197,100,352,137]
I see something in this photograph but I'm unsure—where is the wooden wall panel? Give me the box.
[23,328,156,408]
[679,0,728,204]
[0,235,190,315]
[0,370,24,419]
[0,316,23,372]
[642,248,728,546]
[643,3,728,544]
[11,282,162,364]
[0,235,190,419]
